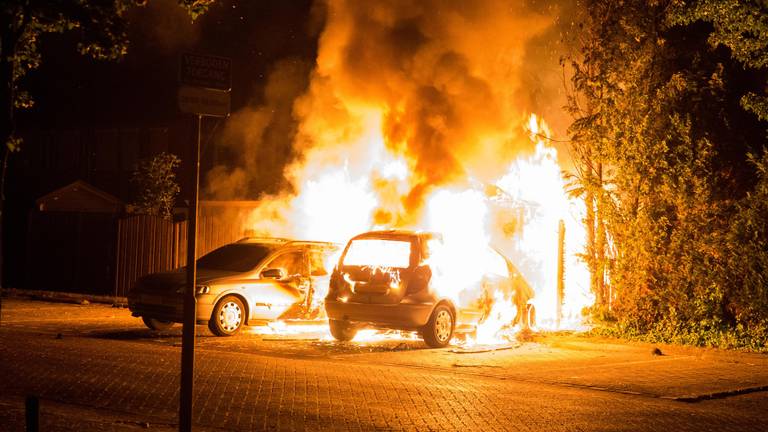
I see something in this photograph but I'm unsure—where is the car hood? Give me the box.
[133,268,241,294]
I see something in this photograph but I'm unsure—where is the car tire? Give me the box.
[328,319,357,341]
[208,295,245,336]
[422,304,454,348]
[142,316,174,331]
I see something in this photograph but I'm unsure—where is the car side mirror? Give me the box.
[261,268,285,279]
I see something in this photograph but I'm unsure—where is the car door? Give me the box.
[306,247,339,315]
[248,249,310,321]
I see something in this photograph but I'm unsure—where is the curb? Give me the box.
[1,288,127,306]
[672,385,768,403]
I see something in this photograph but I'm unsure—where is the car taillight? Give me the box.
[406,265,431,294]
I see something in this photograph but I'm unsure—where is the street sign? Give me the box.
[178,85,230,117]
[179,53,231,91]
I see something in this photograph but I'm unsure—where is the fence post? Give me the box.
[114,218,122,298]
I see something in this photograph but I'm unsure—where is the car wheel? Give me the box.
[328,319,357,341]
[208,296,245,336]
[422,304,454,348]
[142,316,174,331]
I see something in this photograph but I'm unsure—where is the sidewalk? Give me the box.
[3,295,768,402]
[1,287,127,306]
[344,332,768,401]
[1,298,767,431]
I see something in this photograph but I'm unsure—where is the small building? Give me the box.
[27,180,124,295]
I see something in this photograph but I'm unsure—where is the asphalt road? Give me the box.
[0,297,767,431]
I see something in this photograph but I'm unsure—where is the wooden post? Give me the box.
[557,220,565,329]
[25,395,39,432]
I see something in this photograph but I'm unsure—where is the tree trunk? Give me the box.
[585,187,599,305]
[595,163,607,308]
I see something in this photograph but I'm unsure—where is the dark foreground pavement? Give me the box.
[0,297,767,431]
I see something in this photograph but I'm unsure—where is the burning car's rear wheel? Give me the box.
[209,296,245,336]
[422,304,454,348]
[142,316,174,331]
[328,319,357,341]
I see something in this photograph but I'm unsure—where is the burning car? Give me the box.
[128,238,339,336]
[324,230,533,348]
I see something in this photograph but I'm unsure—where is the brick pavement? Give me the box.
[1,298,767,431]
[349,336,768,400]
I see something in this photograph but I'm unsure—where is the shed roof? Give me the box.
[36,180,124,214]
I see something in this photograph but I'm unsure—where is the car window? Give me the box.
[266,251,306,278]
[342,239,411,268]
[197,244,273,272]
[309,250,336,276]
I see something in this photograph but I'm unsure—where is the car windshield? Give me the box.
[196,244,274,272]
[342,239,411,268]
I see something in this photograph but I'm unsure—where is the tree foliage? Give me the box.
[567,0,768,349]
[668,0,768,122]
[129,152,181,219]
[0,0,214,148]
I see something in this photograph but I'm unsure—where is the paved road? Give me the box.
[0,297,766,431]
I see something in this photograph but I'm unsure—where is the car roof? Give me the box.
[235,237,339,249]
[349,229,442,241]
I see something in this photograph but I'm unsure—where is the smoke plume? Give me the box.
[205,58,312,199]
[212,0,579,241]
[295,0,572,220]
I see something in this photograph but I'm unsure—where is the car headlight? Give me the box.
[195,285,210,295]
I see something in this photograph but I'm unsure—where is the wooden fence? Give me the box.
[114,214,248,297]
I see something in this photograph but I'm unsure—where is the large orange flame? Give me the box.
[240,1,593,344]
[246,112,592,343]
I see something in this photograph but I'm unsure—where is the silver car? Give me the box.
[128,238,339,336]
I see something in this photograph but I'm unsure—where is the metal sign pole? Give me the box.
[177,52,230,431]
[179,114,202,432]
